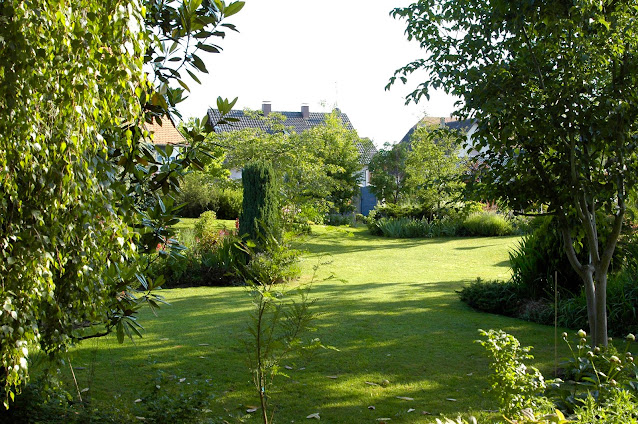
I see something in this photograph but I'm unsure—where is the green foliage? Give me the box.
[458,278,521,317]
[368,209,515,238]
[368,142,409,204]
[548,331,638,413]
[476,330,550,418]
[324,213,355,227]
[193,211,218,247]
[405,125,466,212]
[370,202,436,221]
[391,0,638,346]
[0,0,244,404]
[150,227,244,288]
[237,228,323,424]
[460,212,514,237]
[216,110,364,220]
[176,173,243,219]
[370,217,458,238]
[0,378,125,423]
[575,390,638,424]
[509,217,583,300]
[559,269,638,340]
[296,112,363,215]
[240,162,282,246]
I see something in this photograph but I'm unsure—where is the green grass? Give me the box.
[174,218,236,232]
[58,225,569,423]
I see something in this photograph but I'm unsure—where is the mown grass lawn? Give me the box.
[60,225,569,423]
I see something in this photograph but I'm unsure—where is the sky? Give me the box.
[177,0,459,147]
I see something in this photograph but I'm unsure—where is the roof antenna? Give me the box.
[334,81,340,111]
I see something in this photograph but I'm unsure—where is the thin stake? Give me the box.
[68,358,83,404]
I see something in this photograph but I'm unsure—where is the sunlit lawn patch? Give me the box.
[60,225,569,423]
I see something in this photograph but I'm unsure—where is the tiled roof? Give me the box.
[207,109,355,134]
[145,116,186,145]
[207,107,376,164]
[357,138,377,165]
[400,117,475,144]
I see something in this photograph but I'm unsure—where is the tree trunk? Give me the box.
[592,269,608,347]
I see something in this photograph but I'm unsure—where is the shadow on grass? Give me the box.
[61,275,564,423]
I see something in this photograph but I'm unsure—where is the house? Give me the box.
[207,102,378,215]
[144,115,187,161]
[400,116,479,156]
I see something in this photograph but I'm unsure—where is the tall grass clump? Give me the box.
[460,212,514,236]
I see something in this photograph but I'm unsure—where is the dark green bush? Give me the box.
[558,268,638,337]
[371,202,436,220]
[240,162,281,246]
[457,278,521,316]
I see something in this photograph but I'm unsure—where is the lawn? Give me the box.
[59,225,568,423]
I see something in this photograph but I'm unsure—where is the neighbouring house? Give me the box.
[207,102,378,215]
[144,115,187,161]
[400,116,480,157]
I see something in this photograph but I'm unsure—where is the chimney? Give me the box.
[301,103,309,119]
[262,101,271,116]
[440,117,446,128]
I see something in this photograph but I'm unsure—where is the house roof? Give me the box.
[400,117,475,144]
[207,108,355,134]
[144,116,186,145]
[207,105,376,164]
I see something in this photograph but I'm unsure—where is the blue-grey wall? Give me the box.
[359,186,377,216]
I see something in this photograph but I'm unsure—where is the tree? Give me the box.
[390,0,638,346]
[0,0,243,405]
[368,142,409,204]
[240,162,282,246]
[405,125,464,212]
[296,111,364,215]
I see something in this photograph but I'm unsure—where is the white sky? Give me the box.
[177,0,459,147]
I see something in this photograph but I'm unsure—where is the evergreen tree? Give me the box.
[240,162,281,246]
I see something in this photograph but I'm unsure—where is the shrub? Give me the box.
[176,173,243,219]
[509,217,582,300]
[175,172,218,218]
[150,226,245,288]
[557,268,638,337]
[461,212,514,236]
[457,278,521,317]
[476,329,550,418]
[547,330,638,413]
[371,202,435,220]
[216,186,243,219]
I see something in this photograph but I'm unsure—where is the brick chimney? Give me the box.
[262,101,271,116]
[301,103,310,119]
